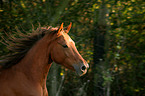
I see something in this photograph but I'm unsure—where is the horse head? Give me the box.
[50,23,89,76]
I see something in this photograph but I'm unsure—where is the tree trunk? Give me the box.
[93,0,111,96]
[49,63,58,96]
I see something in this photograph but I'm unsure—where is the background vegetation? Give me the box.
[0,0,145,96]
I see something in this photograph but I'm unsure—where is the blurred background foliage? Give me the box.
[0,0,145,96]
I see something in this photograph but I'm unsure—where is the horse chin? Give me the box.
[77,71,87,76]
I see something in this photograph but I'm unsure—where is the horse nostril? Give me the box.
[81,66,86,71]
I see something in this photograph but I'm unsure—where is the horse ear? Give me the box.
[57,23,64,35]
[66,22,72,33]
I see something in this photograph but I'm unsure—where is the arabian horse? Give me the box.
[0,23,89,96]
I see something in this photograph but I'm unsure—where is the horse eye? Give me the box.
[63,45,68,48]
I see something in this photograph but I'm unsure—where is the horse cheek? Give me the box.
[51,48,64,64]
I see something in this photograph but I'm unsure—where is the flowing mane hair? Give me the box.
[0,26,59,70]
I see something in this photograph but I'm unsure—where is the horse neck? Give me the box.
[14,34,53,84]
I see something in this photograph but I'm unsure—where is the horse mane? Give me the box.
[0,26,59,70]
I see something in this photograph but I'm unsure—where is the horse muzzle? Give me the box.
[73,63,89,76]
